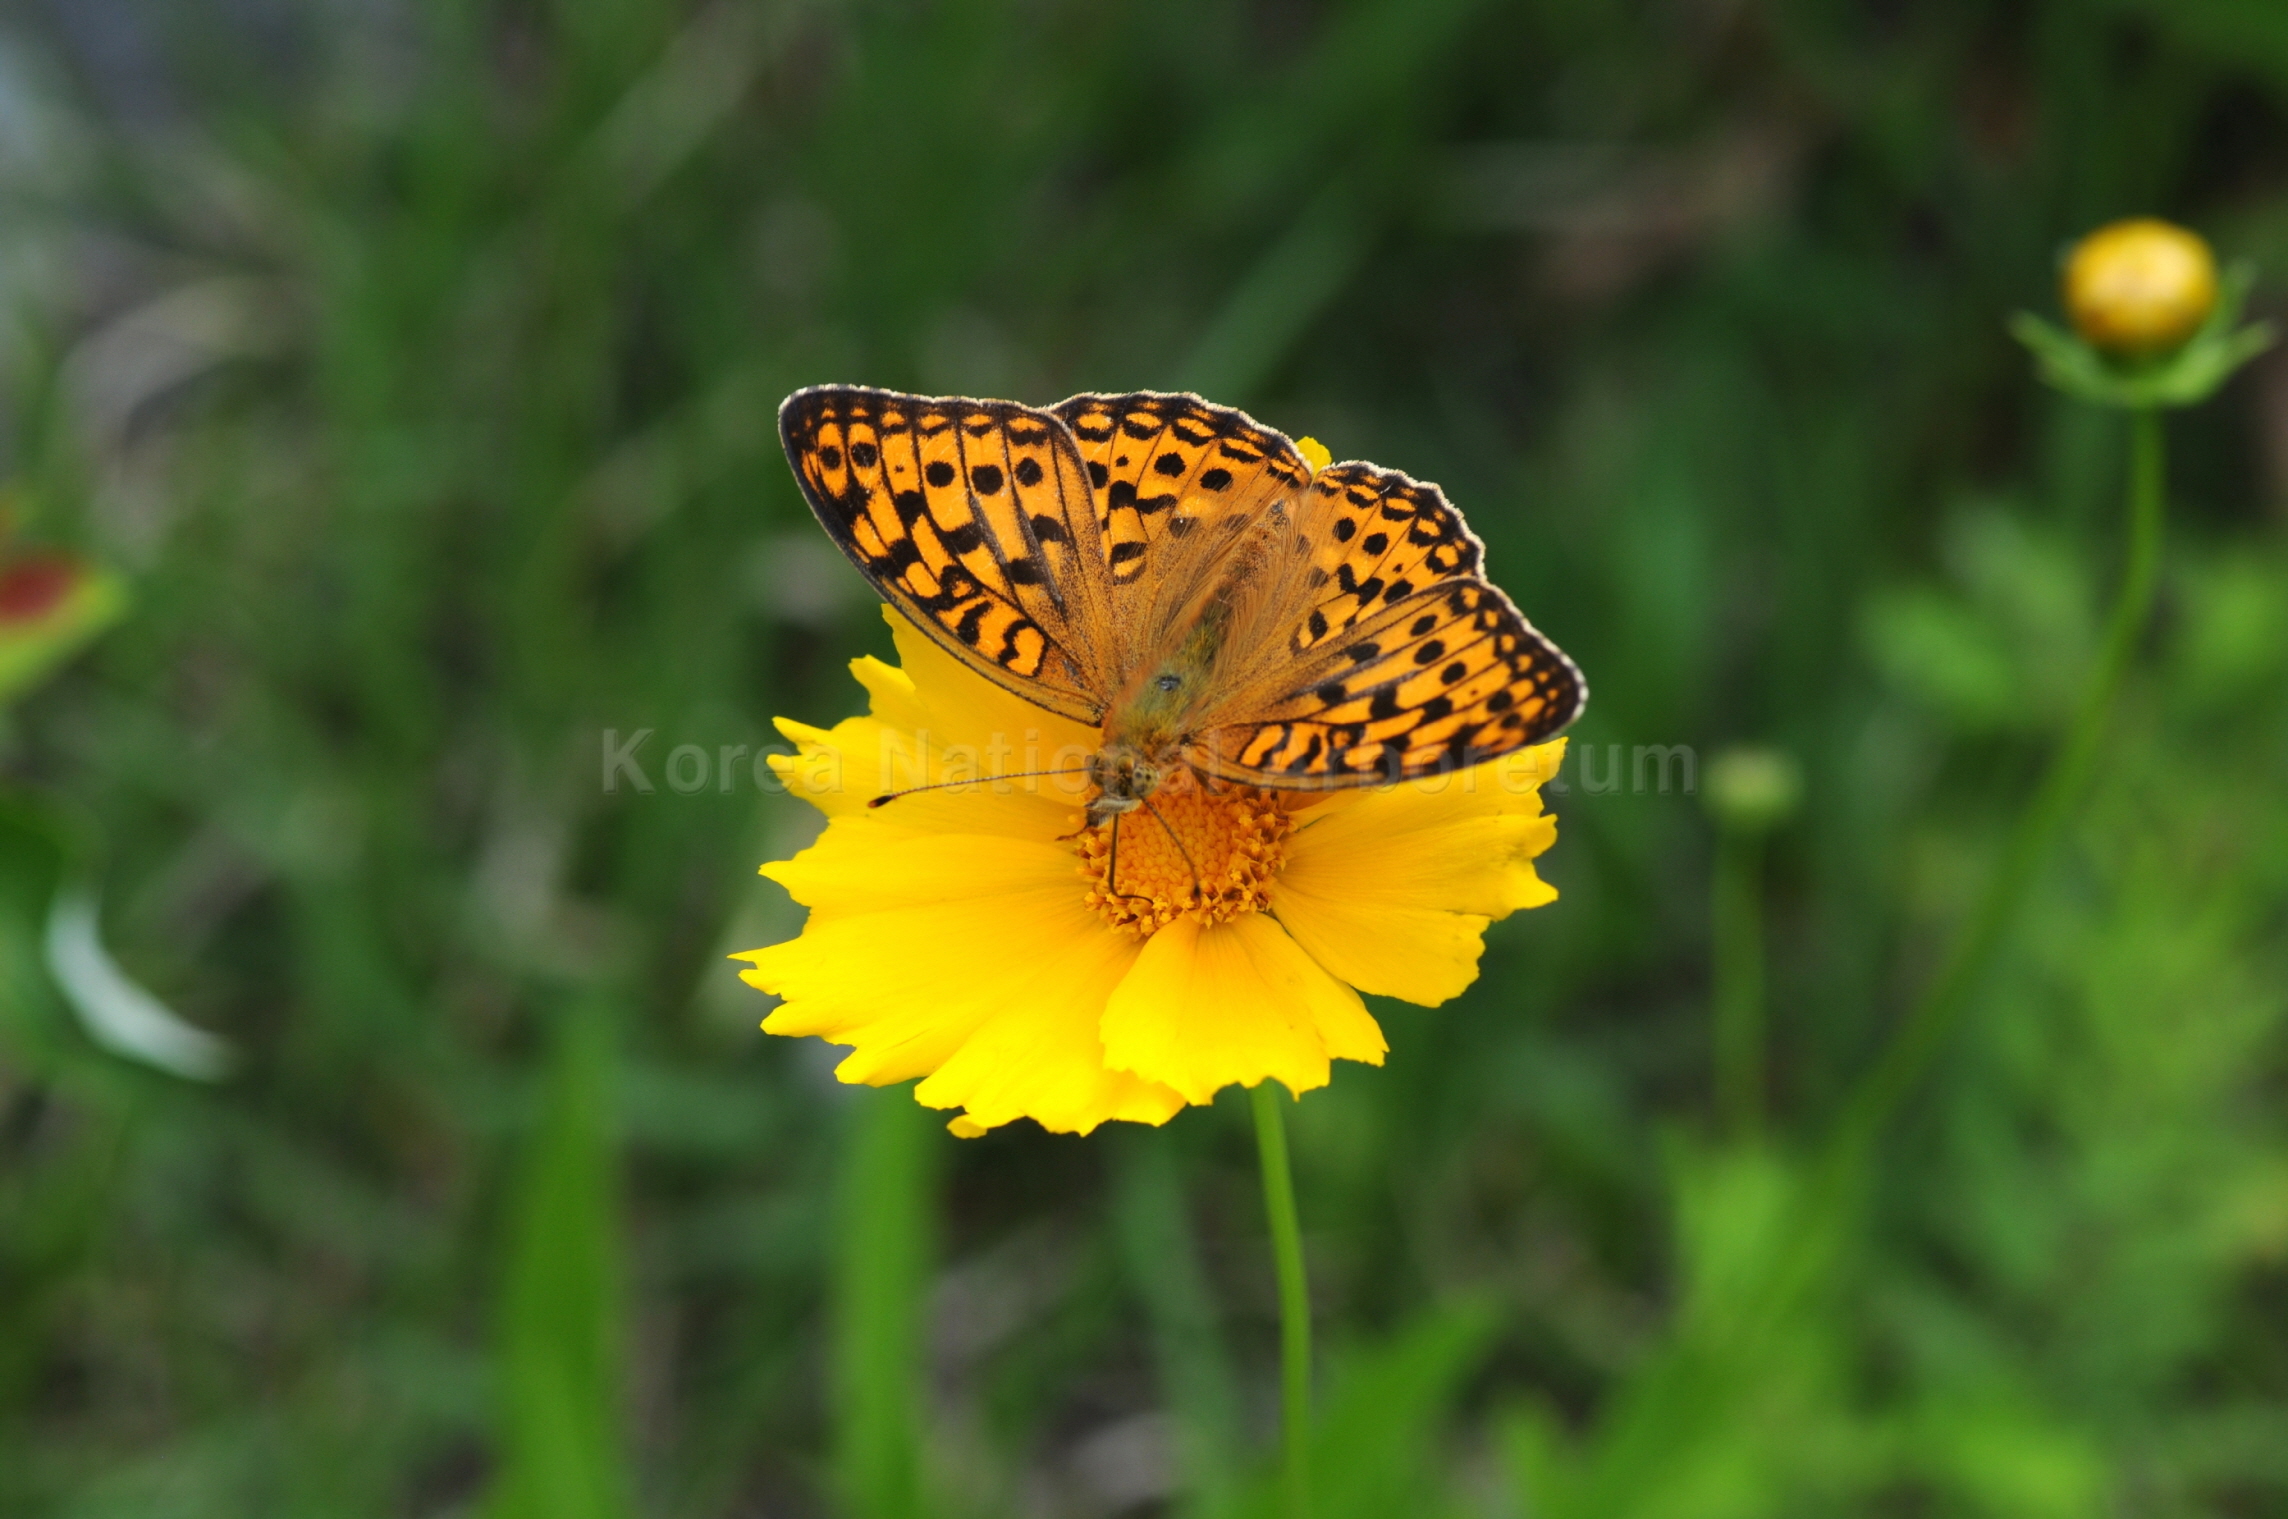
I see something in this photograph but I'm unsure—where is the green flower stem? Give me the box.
[834,1088,936,1519]
[1711,827,1769,1141]
[1831,405,2167,1165]
[1250,1081,1312,1519]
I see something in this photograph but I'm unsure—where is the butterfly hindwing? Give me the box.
[780,386,1112,724]
[1199,579,1582,784]
[1189,460,1584,786]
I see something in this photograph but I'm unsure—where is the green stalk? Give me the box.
[1710,827,1768,1141]
[1250,1082,1312,1519]
[1830,405,2166,1165]
[833,1088,937,1519]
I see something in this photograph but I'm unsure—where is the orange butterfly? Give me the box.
[778,387,1585,824]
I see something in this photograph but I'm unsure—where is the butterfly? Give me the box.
[777,386,1585,825]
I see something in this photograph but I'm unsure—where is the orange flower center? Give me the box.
[1076,784,1293,937]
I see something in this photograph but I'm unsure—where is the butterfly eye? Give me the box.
[1155,674,1182,693]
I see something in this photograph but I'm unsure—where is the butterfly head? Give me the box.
[1083,743,1163,828]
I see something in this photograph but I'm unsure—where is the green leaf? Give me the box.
[1226,1303,1499,1519]
[1862,589,2023,730]
[2011,263,2276,410]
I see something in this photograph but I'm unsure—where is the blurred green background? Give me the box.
[4,1,2288,1515]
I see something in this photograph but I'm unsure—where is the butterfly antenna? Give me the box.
[1139,795,1204,907]
[867,766,1090,808]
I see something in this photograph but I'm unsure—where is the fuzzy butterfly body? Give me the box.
[779,386,1585,820]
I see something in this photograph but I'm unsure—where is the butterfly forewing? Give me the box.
[1050,393,1313,584]
[779,387,1114,723]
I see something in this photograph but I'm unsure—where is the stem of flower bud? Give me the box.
[1834,405,2166,1164]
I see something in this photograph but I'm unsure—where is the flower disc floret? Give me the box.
[1079,786,1293,936]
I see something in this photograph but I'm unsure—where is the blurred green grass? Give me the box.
[2,0,2288,1514]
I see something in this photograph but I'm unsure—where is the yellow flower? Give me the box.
[2063,218,2218,356]
[735,609,1566,1136]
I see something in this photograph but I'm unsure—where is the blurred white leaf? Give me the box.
[45,887,232,1080]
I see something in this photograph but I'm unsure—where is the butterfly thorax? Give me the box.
[1085,603,1233,824]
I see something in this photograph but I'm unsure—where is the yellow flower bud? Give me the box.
[2063,218,2218,356]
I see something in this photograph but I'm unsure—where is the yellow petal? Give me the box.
[769,715,893,818]
[769,708,1087,838]
[885,609,1100,785]
[847,649,932,734]
[1273,740,1564,1005]
[771,606,1101,822]
[913,917,1183,1136]
[1272,894,1493,1005]
[1100,914,1384,1105]
[739,887,1084,1085]
[742,891,1061,1080]
[738,875,1177,1135]
[764,829,1076,920]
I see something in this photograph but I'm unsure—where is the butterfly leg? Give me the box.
[1105,812,1158,907]
[1138,796,1204,908]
